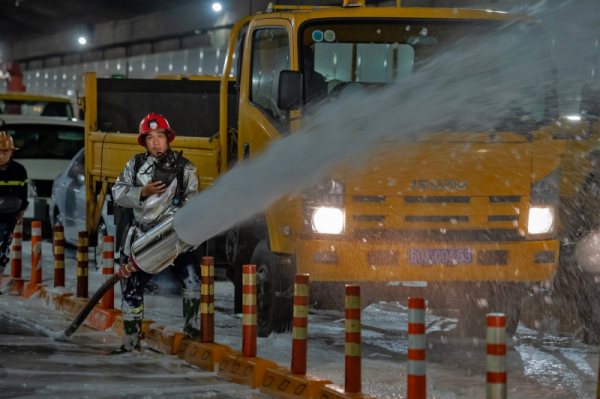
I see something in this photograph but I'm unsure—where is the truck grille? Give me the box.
[353,229,522,243]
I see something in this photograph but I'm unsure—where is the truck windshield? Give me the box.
[3,124,84,160]
[300,20,557,129]
[0,100,74,118]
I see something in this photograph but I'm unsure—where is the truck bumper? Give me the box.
[296,237,559,283]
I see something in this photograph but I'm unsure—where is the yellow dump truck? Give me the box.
[83,2,571,336]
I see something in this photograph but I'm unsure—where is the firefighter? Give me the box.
[0,131,27,282]
[111,114,200,354]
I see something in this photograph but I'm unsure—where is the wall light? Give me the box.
[78,37,87,45]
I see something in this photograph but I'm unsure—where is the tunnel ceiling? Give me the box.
[0,0,200,44]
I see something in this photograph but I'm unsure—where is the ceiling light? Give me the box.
[78,37,87,45]
[212,2,222,12]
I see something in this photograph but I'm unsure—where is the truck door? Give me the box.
[238,20,294,159]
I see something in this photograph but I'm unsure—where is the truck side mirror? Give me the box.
[278,70,303,112]
[580,83,600,121]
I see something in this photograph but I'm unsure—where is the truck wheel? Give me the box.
[555,248,600,345]
[251,240,293,337]
[457,286,522,337]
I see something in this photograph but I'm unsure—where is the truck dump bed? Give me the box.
[96,78,237,137]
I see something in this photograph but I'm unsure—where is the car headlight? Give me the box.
[528,206,555,235]
[28,181,38,198]
[312,207,344,235]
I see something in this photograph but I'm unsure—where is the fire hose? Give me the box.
[54,215,190,340]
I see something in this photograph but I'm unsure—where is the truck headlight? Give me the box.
[303,178,345,234]
[312,207,344,234]
[528,206,555,235]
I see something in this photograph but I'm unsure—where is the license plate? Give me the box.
[408,248,473,266]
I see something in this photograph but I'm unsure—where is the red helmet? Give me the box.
[138,113,176,146]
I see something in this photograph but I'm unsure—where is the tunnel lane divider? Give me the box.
[261,273,332,399]
[217,264,278,388]
[23,221,44,298]
[0,220,24,294]
[319,285,376,399]
[176,256,233,369]
[86,235,122,331]
[407,297,426,399]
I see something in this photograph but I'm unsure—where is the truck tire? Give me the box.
[555,247,600,345]
[251,240,293,337]
[456,284,522,337]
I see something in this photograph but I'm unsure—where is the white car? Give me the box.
[0,115,84,230]
[49,148,118,261]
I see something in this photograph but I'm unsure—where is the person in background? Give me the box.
[0,131,28,281]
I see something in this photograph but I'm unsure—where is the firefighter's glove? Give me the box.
[116,260,141,279]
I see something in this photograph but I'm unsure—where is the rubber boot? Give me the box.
[183,289,201,339]
[111,306,143,355]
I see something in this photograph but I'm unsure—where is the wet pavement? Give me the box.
[0,317,264,399]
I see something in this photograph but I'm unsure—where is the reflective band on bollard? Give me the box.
[242,264,257,358]
[291,274,309,375]
[597,355,600,399]
[31,221,42,284]
[54,226,65,287]
[201,257,215,343]
[487,313,507,399]
[11,220,22,278]
[77,231,89,298]
[101,236,114,309]
[345,285,361,394]
[408,297,426,399]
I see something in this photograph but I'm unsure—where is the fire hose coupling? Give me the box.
[115,260,141,279]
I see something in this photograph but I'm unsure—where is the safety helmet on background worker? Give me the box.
[0,131,18,151]
[138,113,176,146]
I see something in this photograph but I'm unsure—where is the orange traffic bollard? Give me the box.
[101,236,114,309]
[218,264,277,388]
[23,221,44,298]
[11,220,22,278]
[31,221,42,284]
[597,357,600,399]
[77,231,88,298]
[260,274,332,399]
[408,297,426,399]
[486,313,507,399]
[292,274,309,375]
[201,256,215,343]
[0,220,24,293]
[345,285,361,394]
[54,226,65,287]
[319,285,374,399]
[242,264,257,357]
[177,256,233,369]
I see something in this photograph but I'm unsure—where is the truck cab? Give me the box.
[228,4,564,336]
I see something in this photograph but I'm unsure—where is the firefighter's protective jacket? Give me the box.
[112,152,198,254]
